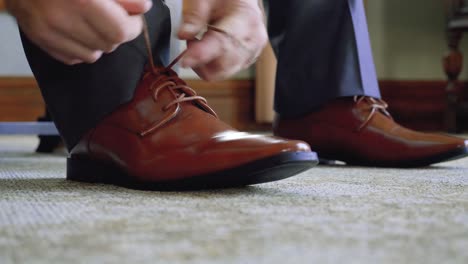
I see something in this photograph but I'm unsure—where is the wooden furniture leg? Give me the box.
[443,30,464,133]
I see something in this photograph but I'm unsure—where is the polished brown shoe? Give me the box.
[273,96,468,168]
[66,64,318,190]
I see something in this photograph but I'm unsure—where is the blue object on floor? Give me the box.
[0,122,59,135]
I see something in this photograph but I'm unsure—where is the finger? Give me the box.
[178,0,214,40]
[181,31,225,68]
[212,6,268,63]
[189,33,244,81]
[46,49,83,65]
[39,31,103,64]
[52,18,117,53]
[84,0,143,44]
[193,56,243,81]
[115,0,153,15]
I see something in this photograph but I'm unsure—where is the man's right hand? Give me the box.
[5,0,152,65]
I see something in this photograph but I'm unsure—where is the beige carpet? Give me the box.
[1,136,468,264]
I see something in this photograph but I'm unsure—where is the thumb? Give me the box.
[178,0,214,40]
[115,0,153,15]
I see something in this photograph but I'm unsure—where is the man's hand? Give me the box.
[5,0,152,65]
[178,0,267,81]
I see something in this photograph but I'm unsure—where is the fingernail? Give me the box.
[106,45,118,54]
[69,60,82,65]
[144,0,153,10]
[180,23,199,35]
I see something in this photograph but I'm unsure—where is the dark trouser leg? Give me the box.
[20,1,171,149]
[36,108,64,153]
[267,0,381,118]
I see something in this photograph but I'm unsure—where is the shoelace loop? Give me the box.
[149,77,209,111]
[354,96,393,131]
[138,17,220,136]
[139,15,261,136]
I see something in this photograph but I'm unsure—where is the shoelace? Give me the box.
[354,96,393,131]
[138,16,258,136]
[141,18,391,135]
[139,14,258,136]
[141,16,251,136]
[139,70,218,136]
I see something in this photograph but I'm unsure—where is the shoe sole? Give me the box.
[319,146,468,168]
[66,152,318,191]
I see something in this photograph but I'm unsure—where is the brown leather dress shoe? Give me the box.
[273,96,468,168]
[67,65,318,190]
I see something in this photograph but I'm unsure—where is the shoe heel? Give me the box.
[67,157,122,183]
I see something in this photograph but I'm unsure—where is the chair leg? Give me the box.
[443,30,463,133]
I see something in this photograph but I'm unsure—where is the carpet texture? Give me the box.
[1,136,468,264]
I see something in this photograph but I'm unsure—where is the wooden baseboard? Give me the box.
[0,77,44,122]
[186,79,258,130]
[0,77,466,132]
[379,80,450,131]
[0,77,260,130]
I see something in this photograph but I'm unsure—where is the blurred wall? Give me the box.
[367,0,468,80]
[1,0,467,80]
[0,13,32,76]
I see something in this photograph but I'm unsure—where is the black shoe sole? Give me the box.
[318,146,468,168]
[66,151,318,191]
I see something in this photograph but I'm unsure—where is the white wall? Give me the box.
[0,13,32,76]
[367,0,468,80]
[1,0,467,80]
